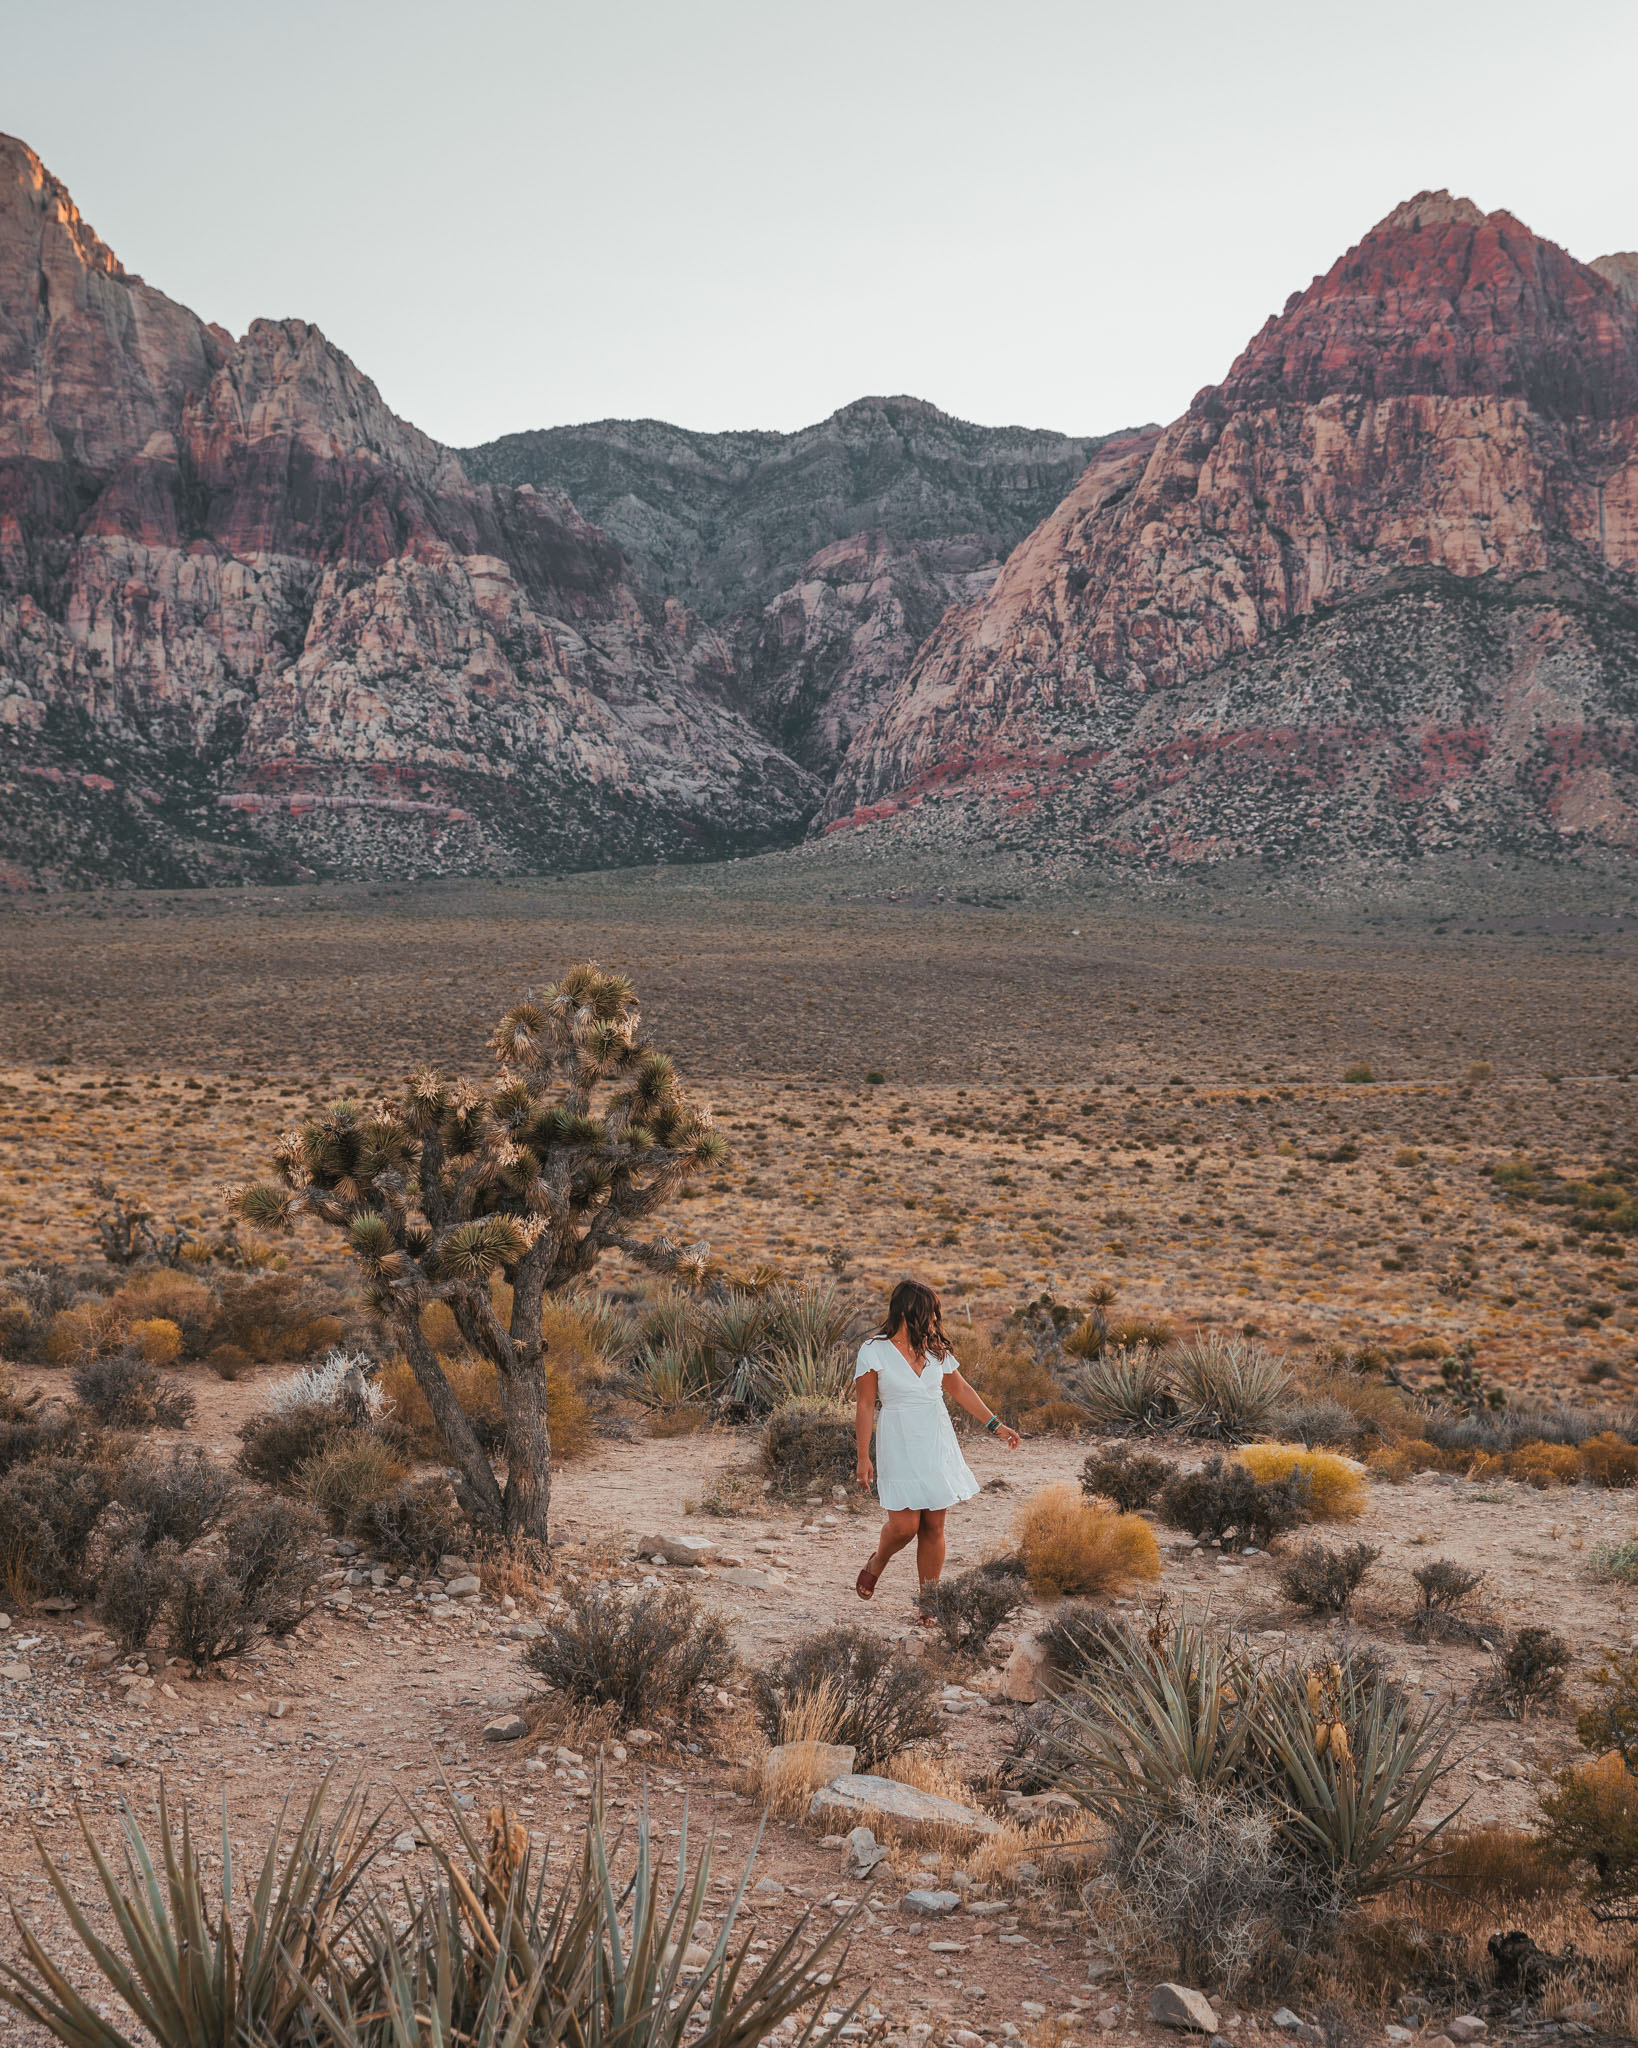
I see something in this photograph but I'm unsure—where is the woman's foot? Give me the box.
[856,1561,880,1600]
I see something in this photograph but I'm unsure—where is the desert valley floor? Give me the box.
[1,853,1637,2045]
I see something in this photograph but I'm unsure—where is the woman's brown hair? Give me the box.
[881,1278,952,1365]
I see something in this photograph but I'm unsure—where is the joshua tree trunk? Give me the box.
[499,1257,553,1545]
[399,1318,508,1531]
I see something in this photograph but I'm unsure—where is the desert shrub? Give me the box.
[212,1271,342,1362]
[0,1264,85,1359]
[0,1381,78,1477]
[96,1538,181,1651]
[1238,1444,1366,1521]
[751,1623,942,1767]
[1081,1444,1172,1510]
[1105,1315,1176,1352]
[0,1456,115,1600]
[71,1352,195,1430]
[362,1476,466,1570]
[379,1351,592,1463]
[1277,1539,1380,1615]
[1157,1456,1310,1551]
[1589,1540,1638,1585]
[1364,1437,1449,1481]
[109,1268,215,1353]
[1505,1440,1582,1489]
[761,1398,856,1496]
[1573,1648,1638,1767]
[916,1560,1030,1653]
[269,1349,386,1422]
[1037,1598,1112,1679]
[1408,1558,1485,1641]
[525,1576,733,1728]
[296,1432,411,1535]
[1483,1626,1571,1719]
[236,1402,349,1487]
[115,1447,234,1550]
[1013,1483,1162,1597]
[1539,1752,1638,1904]
[1064,1344,1178,1433]
[997,1700,1075,1793]
[168,1554,264,1667]
[1426,1825,1575,1907]
[129,1317,184,1367]
[1580,1432,1638,1488]
[43,1301,125,1365]
[1268,1396,1368,1450]
[1172,1335,1293,1438]
[206,1343,253,1381]
[951,1332,1064,1424]
[1091,1784,1313,1994]
[219,1492,323,1636]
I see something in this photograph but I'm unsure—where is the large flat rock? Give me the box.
[807,1773,1001,1838]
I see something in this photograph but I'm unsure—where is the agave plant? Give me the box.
[0,1776,377,2048]
[1172,1335,1293,1439]
[1063,1343,1178,1433]
[1049,1608,1264,1826]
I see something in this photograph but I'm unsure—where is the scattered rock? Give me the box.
[844,1825,890,1878]
[1001,1635,1047,1703]
[752,1877,784,1898]
[636,1533,719,1568]
[1446,2022,1487,2043]
[438,1555,471,1577]
[2,1662,30,1680]
[715,1567,771,1589]
[902,1889,961,1917]
[1271,2011,1324,2046]
[808,1774,1003,1838]
[445,1575,482,1600]
[1150,1985,1220,2034]
[484,1715,529,1742]
[393,1831,418,1853]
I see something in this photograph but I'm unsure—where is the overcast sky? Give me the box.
[5,0,1637,448]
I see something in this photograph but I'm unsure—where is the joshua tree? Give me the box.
[230,965,721,1546]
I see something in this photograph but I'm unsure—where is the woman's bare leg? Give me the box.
[869,1509,922,1578]
[916,1509,947,1588]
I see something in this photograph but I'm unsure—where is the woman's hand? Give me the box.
[856,1452,874,1489]
[996,1424,1021,1451]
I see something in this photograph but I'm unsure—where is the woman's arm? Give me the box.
[855,1370,878,1488]
[944,1369,1021,1450]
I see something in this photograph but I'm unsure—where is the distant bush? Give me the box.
[751,1624,942,1767]
[761,1399,855,1497]
[1408,1558,1485,1641]
[1268,1396,1369,1450]
[1581,1433,1638,1488]
[0,1456,116,1601]
[1238,1444,1366,1521]
[361,1476,466,1571]
[97,1537,181,1651]
[129,1317,184,1367]
[237,1402,350,1488]
[296,1432,411,1535]
[916,1560,1030,1654]
[108,1268,215,1353]
[44,1302,124,1366]
[525,1576,733,1729]
[1506,1441,1582,1489]
[1157,1456,1310,1551]
[1276,1539,1380,1615]
[1014,1483,1161,1597]
[71,1352,195,1430]
[1081,1444,1171,1511]
[1343,1062,1375,1084]
[1482,1626,1572,1720]
[115,1447,233,1550]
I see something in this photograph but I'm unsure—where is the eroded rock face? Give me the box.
[0,132,817,885]
[823,191,1638,863]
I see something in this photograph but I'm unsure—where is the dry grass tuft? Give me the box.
[1013,1482,1161,1597]
[1239,1443,1366,1520]
[1423,1825,1575,1909]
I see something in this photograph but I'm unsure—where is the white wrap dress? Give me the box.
[856,1336,980,1513]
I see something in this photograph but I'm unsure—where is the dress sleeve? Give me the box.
[940,1350,962,1375]
[854,1343,878,1381]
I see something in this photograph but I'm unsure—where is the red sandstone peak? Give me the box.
[1593,252,1638,305]
[1217,189,1638,419]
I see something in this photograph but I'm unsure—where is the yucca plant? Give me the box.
[1050,1608,1264,1825]
[0,1776,377,2048]
[1255,1657,1462,1897]
[761,1339,853,1407]
[1172,1335,1293,1439]
[1063,1343,1178,1433]
[765,1281,855,1357]
[633,1342,709,1411]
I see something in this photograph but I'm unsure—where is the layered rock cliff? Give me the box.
[823,192,1638,862]
[0,133,817,886]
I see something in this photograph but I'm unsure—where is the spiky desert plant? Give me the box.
[1172,1335,1293,1439]
[229,966,723,1544]
[0,1775,377,2048]
[1063,1342,1178,1433]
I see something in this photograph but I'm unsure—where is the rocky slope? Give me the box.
[0,133,818,887]
[823,193,1638,864]
[462,400,1122,775]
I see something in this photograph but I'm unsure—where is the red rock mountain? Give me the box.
[823,192,1638,863]
[0,134,817,885]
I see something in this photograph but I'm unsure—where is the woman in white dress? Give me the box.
[854,1279,1020,1605]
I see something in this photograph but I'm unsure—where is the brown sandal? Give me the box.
[856,1562,880,1600]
